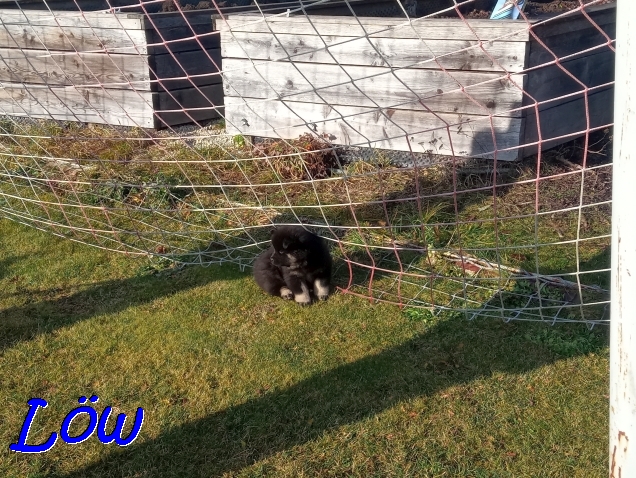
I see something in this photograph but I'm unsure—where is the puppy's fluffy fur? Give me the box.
[253,226,332,305]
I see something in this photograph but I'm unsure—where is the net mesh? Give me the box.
[0,0,615,324]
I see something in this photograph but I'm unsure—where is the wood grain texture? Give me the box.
[0,48,151,89]
[222,58,525,117]
[0,9,144,29]
[0,9,219,54]
[221,5,616,159]
[221,31,527,73]
[0,46,222,91]
[0,22,149,53]
[225,97,522,160]
[145,31,219,56]
[0,8,222,129]
[0,82,155,127]
[220,14,531,42]
[0,80,224,128]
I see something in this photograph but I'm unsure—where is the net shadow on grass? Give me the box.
[59,305,607,478]
[0,257,249,353]
[334,242,610,325]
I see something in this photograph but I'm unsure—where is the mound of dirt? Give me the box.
[459,0,615,18]
[526,0,615,15]
[161,0,215,12]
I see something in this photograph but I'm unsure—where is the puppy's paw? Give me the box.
[314,279,330,301]
[294,292,312,306]
[280,287,294,300]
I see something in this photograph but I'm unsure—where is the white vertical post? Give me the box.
[610,0,636,476]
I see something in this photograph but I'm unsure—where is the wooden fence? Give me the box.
[0,9,223,128]
[221,4,615,160]
[0,3,616,158]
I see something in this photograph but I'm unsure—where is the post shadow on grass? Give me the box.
[60,306,606,478]
[0,257,249,353]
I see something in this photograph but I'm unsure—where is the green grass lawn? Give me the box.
[0,218,609,477]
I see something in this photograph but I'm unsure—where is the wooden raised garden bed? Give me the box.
[0,9,223,128]
[221,4,615,161]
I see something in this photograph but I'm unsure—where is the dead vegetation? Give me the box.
[0,119,613,320]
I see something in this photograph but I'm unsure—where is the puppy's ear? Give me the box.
[269,228,277,237]
[282,238,291,250]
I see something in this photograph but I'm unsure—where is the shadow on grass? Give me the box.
[0,255,27,282]
[60,311,606,478]
[0,261,248,352]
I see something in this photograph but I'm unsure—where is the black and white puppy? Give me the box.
[253,225,332,305]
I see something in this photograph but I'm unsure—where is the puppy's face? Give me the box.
[270,230,308,268]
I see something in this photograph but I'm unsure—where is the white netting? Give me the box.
[0,0,615,324]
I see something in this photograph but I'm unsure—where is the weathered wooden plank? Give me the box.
[0,48,152,89]
[222,58,525,117]
[0,22,149,53]
[0,9,220,53]
[525,49,615,107]
[222,31,527,73]
[529,21,615,68]
[522,85,613,156]
[152,48,222,91]
[0,9,144,29]
[220,14,531,42]
[225,97,521,160]
[0,9,214,29]
[154,83,224,127]
[0,82,155,127]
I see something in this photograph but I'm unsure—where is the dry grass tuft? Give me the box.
[249,133,339,182]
